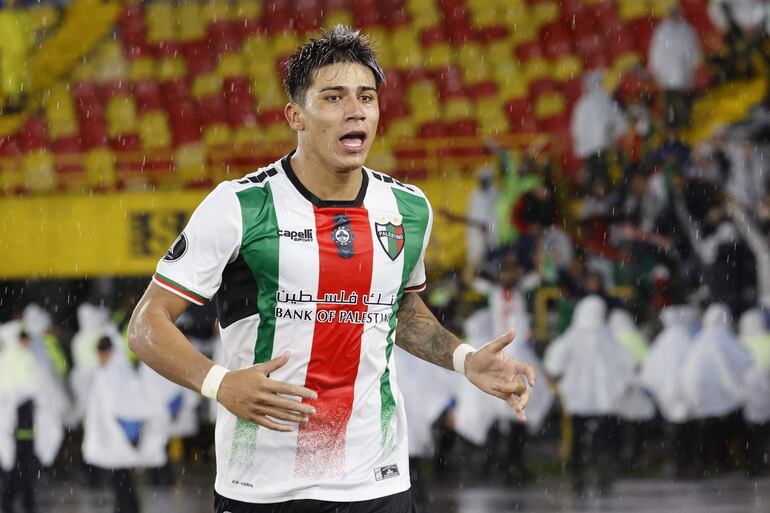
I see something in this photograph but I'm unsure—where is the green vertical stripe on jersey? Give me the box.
[229,181,281,469]
[380,188,430,453]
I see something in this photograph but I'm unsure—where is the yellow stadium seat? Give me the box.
[203,123,233,147]
[139,111,172,149]
[486,39,514,64]
[234,125,261,147]
[243,34,273,60]
[651,0,678,17]
[618,0,654,20]
[324,10,354,29]
[444,97,474,121]
[28,5,59,32]
[263,123,292,145]
[471,9,500,29]
[411,9,441,29]
[531,1,559,25]
[72,60,99,83]
[83,147,117,190]
[48,116,79,140]
[106,96,138,137]
[158,57,187,81]
[534,91,566,119]
[95,41,128,83]
[218,53,245,78]
[493,64,529,100]
[425,43,453,70]
[192,73,223,99]
[254,78,286,110]
[612,52,642,74]
[467,0,497,12]
[129,58,157,81]
[177,3,207,42]
[174,142,207,183]
[205,0,233,22]
[0,167,22,195]
[22,149,56,194]
[366,146,398,173]
[522,57,551,84]
[366,28,393,69]
[457,43,484,70]
[478,112,509,137]
[236,0,261,20]
[272,31,301,57]
[394,46,425,71]
[246,58,275,81]
[553,54,583,82]
[146,2,175,44]
[386,118,418,139]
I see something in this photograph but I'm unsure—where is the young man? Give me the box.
[128,25,535,513]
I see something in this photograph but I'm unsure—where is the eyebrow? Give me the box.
[318,86,377,94]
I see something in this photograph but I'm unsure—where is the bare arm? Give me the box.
[128,282,317,431]
[395,292,536,420]
[394,291,461,370]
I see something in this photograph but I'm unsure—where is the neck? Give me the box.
[290,149,363,202]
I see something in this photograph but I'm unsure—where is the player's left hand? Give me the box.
[464,329,536,422]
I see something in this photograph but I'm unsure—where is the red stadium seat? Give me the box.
[516,41,544,63]
[209,20,242,55]
[529,78,558,98]
[627,16,656,55]
[223,77,258,126]
[262,0,293,35]
[433,66,466,100]
[161,78,192,104]
[168,98,202,146]
[111,133,142,152]
[102,80,131,100]
[476,25,509,43]
[352,0,381,27]
[20,117,48,152]
[467,80,498,100]
[541,22,573,59]
[183,39,217,76]
[420,25,448,48]
[294,0,324,33]
[199,94,229,127]
[133,79,164,113]
[417,121,447,138]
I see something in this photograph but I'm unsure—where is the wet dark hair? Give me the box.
[96,336,113,352]
[283,25,386,104]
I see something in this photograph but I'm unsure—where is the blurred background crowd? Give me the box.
[1,0,770,512]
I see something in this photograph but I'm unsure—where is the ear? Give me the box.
[284,102,304,132]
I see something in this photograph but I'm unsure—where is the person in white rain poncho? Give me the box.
[738,308,770,476]
[648,6,702,127]
[83,337,169,513]
[680,304,753,475]
[607,309,655,471]
[455,250,554,482]
[641,305,700,477]
[544,295,635,494]
[69,303,127,423]
[570,70,629,185]
[394,346,458,509]
[0,330,68,513]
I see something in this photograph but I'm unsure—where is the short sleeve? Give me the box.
[153,183,242,305]
[404,197,433,293]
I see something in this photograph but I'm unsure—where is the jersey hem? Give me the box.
[213,478,410,505]
[404,282,426,293]
[152,273,208,305]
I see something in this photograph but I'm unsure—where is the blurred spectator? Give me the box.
[641,305,700,477]
[649,7,702,127]
[544,296,635,494]
[680,304,753,475]
[739,308,770,477]
[570,70,629,186]
[465,166,500,270]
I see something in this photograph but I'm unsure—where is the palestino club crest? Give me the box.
[375,220,405,261]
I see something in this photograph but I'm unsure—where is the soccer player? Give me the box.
[128,25,536,513]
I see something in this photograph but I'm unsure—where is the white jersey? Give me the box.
[153,154,433,503]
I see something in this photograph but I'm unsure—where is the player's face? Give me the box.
[288,62,379,172]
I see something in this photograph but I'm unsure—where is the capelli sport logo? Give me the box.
[278,229,314,242]
[163,233,188,262]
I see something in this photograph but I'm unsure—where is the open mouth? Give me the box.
[339,131,367,151]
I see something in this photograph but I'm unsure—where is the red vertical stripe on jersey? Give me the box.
[294,207,374,478]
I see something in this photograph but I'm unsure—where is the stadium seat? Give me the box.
[133,79,164,113]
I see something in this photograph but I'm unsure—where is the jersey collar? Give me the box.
[281,151,369,209]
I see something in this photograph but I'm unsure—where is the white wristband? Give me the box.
[452,344,476,375]
[201,364,229,399]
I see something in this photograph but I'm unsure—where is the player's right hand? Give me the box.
[216,351,318,432]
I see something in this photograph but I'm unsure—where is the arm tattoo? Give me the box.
[395,292,462,370]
